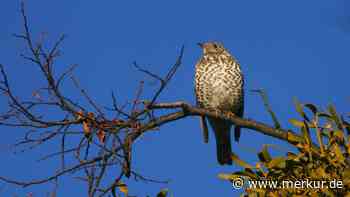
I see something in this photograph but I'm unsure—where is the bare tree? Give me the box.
[0,2,322,197]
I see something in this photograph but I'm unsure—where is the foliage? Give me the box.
[220,102,350,196]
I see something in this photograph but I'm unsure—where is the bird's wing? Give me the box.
[194,58,209,143]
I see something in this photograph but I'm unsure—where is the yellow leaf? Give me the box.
[97,129,105,144]
[309,166,327,179]
[157,189,169,197]
[287,132,302,144]
[269,192,280,197]
[217,173,241,180]
[289,119,304,128]
[258,144,272,162]
[331,144,345,164]
[76,110,84,121]
[255,162,261,169]
[117,181,128,195]
[266,157,286,169]
[343,177,350,188]
[231,152,254,169]
[301,122,311,147]
[333,130,344,142]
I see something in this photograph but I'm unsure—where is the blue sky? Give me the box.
[1,0,350,196]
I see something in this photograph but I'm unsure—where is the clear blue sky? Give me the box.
[1,0,350,196]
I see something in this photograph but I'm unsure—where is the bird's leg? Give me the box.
[200,116,209,143]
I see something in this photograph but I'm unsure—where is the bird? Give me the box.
[194,41,244,165]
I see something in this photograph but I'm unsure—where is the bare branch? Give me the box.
[143,102,317,150]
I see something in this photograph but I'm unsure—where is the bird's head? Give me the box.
[197,42,226,55]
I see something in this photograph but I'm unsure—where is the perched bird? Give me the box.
[195,42,244,165]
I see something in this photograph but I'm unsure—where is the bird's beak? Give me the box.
[197,42,203,48]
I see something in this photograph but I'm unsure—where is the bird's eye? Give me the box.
[213,44,218,48]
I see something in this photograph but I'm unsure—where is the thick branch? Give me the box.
[130,102,317,150]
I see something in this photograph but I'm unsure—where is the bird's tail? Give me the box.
[200,116,209,143]
[208,118,232,165]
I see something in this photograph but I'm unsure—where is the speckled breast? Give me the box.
[195,54,243,112]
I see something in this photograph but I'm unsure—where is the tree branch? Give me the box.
[134,102,313,150]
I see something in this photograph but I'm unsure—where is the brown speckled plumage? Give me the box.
[195,42,244,165]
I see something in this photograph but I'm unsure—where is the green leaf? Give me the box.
[341,116,350,135]
[266,157,286,169]
[318,112,332,119]
[342,168,350,178]
[247,192,260,197]
[333,129,344,143]
[257,145,272,163]
[218,173,241,180]
[328,104,343,130]
[301,120,311,146]
[293,98,309,121]
[286,151,297,157]
[286,130,303,144]
[157,189,169,197]
[231,152,254,169]
[311,166,327,179]
[331,144,345,164]
[289,119,304,128]
[234,169,259,179]
[304,103,318,115]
